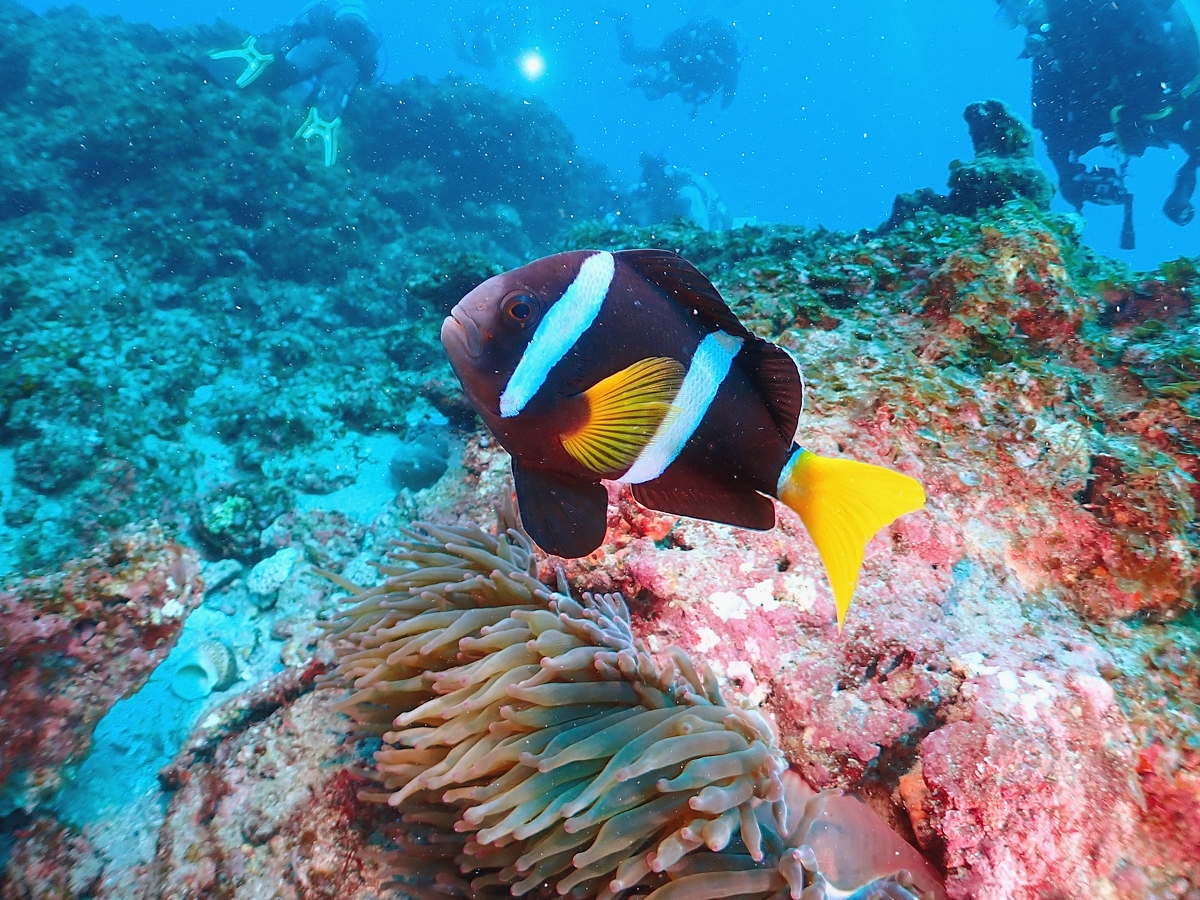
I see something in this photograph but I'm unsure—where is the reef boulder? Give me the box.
[548,176,1198,895]
[882,99,1055,230]
[0,522,202,814]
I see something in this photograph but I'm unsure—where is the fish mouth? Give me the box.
[442,306,485,359]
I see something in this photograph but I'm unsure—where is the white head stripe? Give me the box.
[622,331,743,484]
[499,251,615,418]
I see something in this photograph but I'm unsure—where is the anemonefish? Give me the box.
[440,249,926,628]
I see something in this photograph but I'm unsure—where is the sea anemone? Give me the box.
[323,504,946,900]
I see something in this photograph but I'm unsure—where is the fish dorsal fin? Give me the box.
[561,357,686,475]
[616,249,751,339]
[741,340,804,443]
[616,248,803,444]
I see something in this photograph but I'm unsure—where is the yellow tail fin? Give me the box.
[777,449,926,630]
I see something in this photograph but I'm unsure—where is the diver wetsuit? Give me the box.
[257,2,380,120]
[617,16,741,117]
[1016,0,1200,238]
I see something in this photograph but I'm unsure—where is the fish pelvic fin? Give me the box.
[561,357,685,475]
[777,449,926,631]
[511,462,608,558]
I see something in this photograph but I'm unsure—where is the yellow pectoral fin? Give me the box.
[777,450,926,630]
[561,357,685,475]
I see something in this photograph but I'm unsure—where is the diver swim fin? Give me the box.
[295,107,342,167]
[209,36,275,88]
[1121,194,1136,250]
[776,448,926,630]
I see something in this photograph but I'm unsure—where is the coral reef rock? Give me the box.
[245,546,302,597]
[146,663,401,900]
[0,0,608,573]
[0,522,202,815]
[1,18,1198,900]
[882,98,1055,231]
[0,814,105,900]
[550,190,1199,896]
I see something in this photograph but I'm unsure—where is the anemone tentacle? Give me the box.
[323,505,945,900]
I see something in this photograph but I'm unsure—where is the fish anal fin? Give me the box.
[777,450,926,629]
[512,462,609,558]
[632,482,776,531]
[561,357,685,475]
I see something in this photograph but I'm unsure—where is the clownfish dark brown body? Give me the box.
[441,249,925,628]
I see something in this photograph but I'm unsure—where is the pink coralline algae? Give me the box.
[0,814,104,899]
[539,439,1189,899]
[906,666,1141,899]
[531,206,1200,895]
[0,522,202,813]
[905,219,1199,619]
[150,668,398,900]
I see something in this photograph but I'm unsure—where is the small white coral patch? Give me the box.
[708,580,783,621]
[246,546,301,595]
[695,626,722,653]
[342,553,384,589]
[744,579,780,613]
[708,590,749,621]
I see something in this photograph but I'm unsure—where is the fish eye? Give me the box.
[501,292,539,327]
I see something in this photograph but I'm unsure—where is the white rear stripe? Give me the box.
[499,251,615,418]
[622,331,743,484]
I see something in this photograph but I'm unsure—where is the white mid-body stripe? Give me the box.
[500,251,615,418]
[621,330,743,484]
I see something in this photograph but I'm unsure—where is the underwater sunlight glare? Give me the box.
[516,47,546,81]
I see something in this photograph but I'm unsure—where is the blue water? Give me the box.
[21,0,1198,269]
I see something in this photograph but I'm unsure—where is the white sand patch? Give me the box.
[295,431,402,524]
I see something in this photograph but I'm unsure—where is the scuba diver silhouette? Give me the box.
[626,152,731,231]
[210,1,382,166]
[998,0,1200,249]
[616,15,741,117]
[451,5,526,70]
